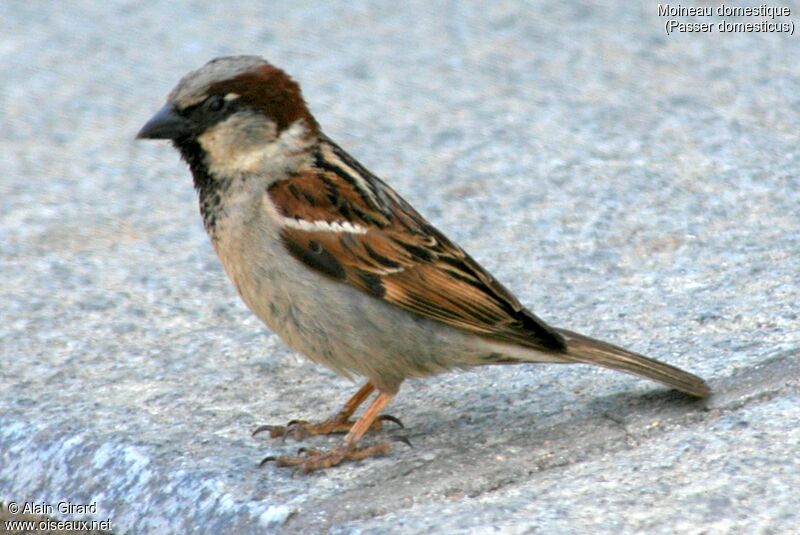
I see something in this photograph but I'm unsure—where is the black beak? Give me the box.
[137,104,192,140]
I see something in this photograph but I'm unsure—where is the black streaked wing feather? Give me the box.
[269,137,566,353]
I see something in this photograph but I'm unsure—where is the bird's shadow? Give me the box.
[388,382,709,458]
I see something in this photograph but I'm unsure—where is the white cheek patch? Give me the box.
[199,112,277,175]
[200,116,312,178]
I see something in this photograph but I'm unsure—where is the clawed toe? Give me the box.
[253,413,404,441]
[377,414,405,428]
[258,455,277,467]
[253,419,335,440]
[259,442,392,473]
[252,423,299,438]
[254,387,399,472]
[393,435,413,448]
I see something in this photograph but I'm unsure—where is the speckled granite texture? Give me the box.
[2,1,799,533]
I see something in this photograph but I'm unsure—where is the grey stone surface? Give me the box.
[2,1,799,533]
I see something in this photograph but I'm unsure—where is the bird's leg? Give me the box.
[253,382,402,440]
[262,391,396,472]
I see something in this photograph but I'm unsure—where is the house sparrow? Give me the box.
[137,56,710,473]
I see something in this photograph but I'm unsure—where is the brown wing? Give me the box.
[268,137,566,352]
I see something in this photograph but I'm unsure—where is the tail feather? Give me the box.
[555,328,710,398]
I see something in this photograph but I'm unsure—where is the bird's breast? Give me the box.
[204,179,301,335]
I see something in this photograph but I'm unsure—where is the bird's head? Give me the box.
[137,56,318,178]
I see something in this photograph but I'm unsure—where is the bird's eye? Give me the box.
[205,95,225,113]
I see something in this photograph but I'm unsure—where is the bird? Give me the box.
[137,56,710,473]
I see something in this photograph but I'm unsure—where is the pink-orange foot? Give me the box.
[252,414,403,440]
[260,442,392,473]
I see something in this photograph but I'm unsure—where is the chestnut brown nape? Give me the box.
[208,65,319,134]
